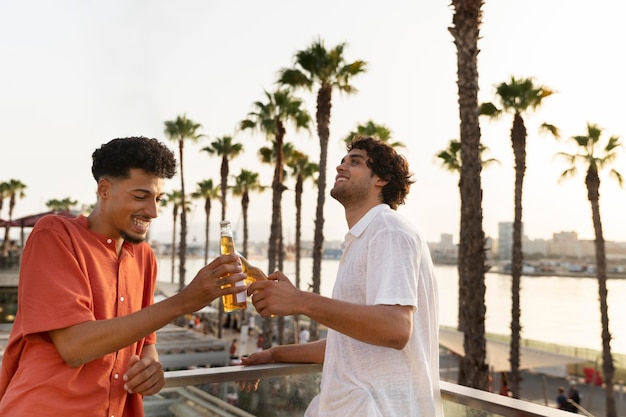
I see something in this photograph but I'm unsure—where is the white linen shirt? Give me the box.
[305,204,443,417]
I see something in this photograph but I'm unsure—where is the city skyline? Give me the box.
[2,1,626,245]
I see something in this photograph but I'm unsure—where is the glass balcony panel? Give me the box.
[146,364,573,417]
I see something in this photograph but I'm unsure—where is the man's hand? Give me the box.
[247,271,303,318]
[123,354,165,396]
[238,349,275,392]
[179,253,247,313]
[240,349,274,366]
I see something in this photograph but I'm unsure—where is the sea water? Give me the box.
[158,257,626,355]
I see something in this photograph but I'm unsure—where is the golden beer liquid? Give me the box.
[238,253,275,318]
[238,254,268,286]
[220,235,247,312]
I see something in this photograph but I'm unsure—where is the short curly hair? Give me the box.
[91,136,177,181]
[347,136,414,209]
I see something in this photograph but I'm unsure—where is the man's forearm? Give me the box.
[271,339,325,364]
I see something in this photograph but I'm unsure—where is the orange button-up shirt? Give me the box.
[0,215,157,417]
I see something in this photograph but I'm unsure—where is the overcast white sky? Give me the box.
[2,0,625,246]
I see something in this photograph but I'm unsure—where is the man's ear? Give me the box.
[375,176,388,187]
[97,178,111,200]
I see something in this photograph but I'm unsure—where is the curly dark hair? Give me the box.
[91,136,177,181]
[347,136,414,209]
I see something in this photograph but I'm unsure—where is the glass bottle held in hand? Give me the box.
[239,255,267,286]
[220,220,247,312]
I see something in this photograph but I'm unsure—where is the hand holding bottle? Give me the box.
[219,221,247,312]
[247,270,304,318]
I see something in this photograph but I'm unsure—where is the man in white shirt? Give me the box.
[299,326,310,344]
[243,136,443,417]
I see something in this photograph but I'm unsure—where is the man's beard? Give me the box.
[121,231,146,244]
[330,181,368,207]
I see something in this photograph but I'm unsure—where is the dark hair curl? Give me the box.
[91,136,177,181]
[347,136,414,209]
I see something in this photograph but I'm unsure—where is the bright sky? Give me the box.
[1,1,625,246]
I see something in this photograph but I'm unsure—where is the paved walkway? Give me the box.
[217,326,626,416]
[440,350,626,416]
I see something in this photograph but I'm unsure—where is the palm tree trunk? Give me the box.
[220,157,228,221]
[294,174,304,336]
[171,207,178,284]
[587,169,617,417]
[203,200,210,265]
[509,112,527,398]
[450,0,489,390]
[178,143,187,293]
[310,85,332,341]
[241,192,250,257]
[295,175,303,291]
[267,123,287,346]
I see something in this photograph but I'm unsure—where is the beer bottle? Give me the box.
[238,253,268,286]
[220,220,246,312]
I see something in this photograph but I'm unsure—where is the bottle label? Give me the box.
[235,281,246,303]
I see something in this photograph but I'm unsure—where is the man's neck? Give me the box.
[344,202,381,229]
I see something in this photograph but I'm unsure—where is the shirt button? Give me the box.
[114,373,119,380]
[120,296,125,302]
[106,239,112,244]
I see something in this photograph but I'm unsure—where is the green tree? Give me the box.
[232,169,264,258]
[436,139,499,353]
[164,114,204,292]
[202,136,244,222]
[449,0,489,390]
[435,140,499,174]
[480,76,557,397]
[285,148,318,294]
[2,179,27,251]
[162,190,183,284]
[279,39,366,340]
[191,179,219,265]
[556,122,622,417]
[241,88,311,276]
[202,135,244,339]
[342,119,405,148]
[256,140,297,347]
[0,182,9,219]
[45,197,78,212]
[285,148,318,339]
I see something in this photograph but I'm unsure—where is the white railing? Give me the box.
[155,363,577,417]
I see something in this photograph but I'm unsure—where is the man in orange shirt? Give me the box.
[0,137,247,416]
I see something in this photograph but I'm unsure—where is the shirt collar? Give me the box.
[77,214,136,256]
[347,204,389,238]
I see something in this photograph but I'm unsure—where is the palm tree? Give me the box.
[164,114,204,292]
[341,120,405,148]
[0,182,9,220]
[278,39,366,340]
[556,122,622,417]
[436,139,498,352]
[436,140,499,174]
[241,88,311,276]
[285,148,318,340]
[45,197,78,212]
[285,148,318,293]
[232,169,264,258]
[202,136,244,222]
[191,179,219,265]
[480,76,557,397]
[162,190,183,284]
[448,0,489,390]
[3,179,27,251]
[202,136,243,339]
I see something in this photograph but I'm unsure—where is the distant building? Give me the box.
[497,222,513,260]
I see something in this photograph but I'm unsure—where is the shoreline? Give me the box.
[488,268,626,280]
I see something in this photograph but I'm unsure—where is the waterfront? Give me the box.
[158,256,626,356]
